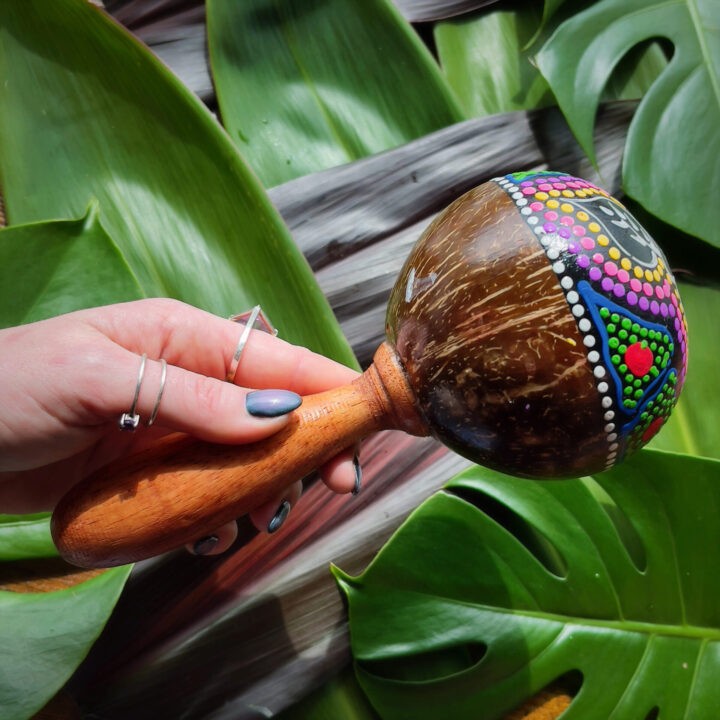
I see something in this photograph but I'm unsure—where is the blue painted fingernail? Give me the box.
[192,535,219,556]
[267,500,291,533]
[352,453,362,496]
[246,390,302,418]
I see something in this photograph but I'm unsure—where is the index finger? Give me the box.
[88,299,360,394]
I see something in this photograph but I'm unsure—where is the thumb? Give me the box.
[111,352,302,444]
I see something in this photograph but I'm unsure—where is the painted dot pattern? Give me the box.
[494,171,688,469]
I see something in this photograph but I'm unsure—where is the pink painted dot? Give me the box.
[544,211,558,222]
[581,237,595,250]
[627,291,638,306]
[650,300,660,314]
[663,282,671,297]
[671,293,679,306]
[589,267,602,281]
[560,215,574,226]
[544,222,557,233]
[522,187,536,195]
[613,283,625,298]
[617,269,630,283]
[669,305,676,317]
[559,228,571,239]
[521,181,534,187]
[593,253,604,264]
[601,277,614,292]
[674,318,681,331]
[573,225,586,237]
[639,297,650,311]
[530,201,543,212]
[553,183,567,190]
[630,278,642,293]
[538,183,553,191]
[643,282,654,297]
[567,242,579,253]
[655,286,664,300]
[578,255,590,268]
[604,261,618,277]
[660,303,669,317]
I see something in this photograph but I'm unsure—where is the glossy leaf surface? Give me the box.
[0,207,144,330]
[339,451,720,719]
[536,0,720,247]
[0,0,355,366]
[0,514,56,562]
[0,566,131,720]
[207,0,463,187]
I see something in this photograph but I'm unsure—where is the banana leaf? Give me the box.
[338,451,720,719]
[0,208,144,329]
[536,0,720,248]
[206,0,463,187]
[393,0,499,23]
[0,0,355,367]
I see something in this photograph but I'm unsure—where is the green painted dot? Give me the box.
[640,328,648,338]
[629,334,638,344]
[651,366,659,377]
[600,307,610,318]
[632,323,641,333]
[608,324,616,333]
[650,342,658,351]
[619,344,627,354]
[624,386,633,396]
[621,318,632,330]
[619,364,628,374]
[640,412,649,421]
[609,337,619,349]
[612,355,622,366]
[619,329,628,340]
[611,313,620,323]
[643,374,650,383]
[625,373,634,383]
[634,389,644,399]
[633,379,642,388]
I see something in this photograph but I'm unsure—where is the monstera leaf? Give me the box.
[337,450,720,719]
[536,0,720,248]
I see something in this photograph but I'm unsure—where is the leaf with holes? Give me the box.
[335,450,720,719]
[536,0,720,248]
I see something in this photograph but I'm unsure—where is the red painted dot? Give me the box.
[625,342,654,377]
[642,416,665,443]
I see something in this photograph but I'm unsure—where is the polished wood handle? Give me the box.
[51,343,426,568]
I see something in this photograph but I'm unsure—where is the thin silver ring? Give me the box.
[226,305,261,383]
[118,353,147,431]
[147,358,167,427]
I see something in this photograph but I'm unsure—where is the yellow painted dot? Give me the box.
[562,190,574,198]
[546,199,560,209]
[535,192,549,201]
[576,190,587,198]
[588,222,601,233]
[559,203,572,213]
[621,258,632,271]
[577,211,589,222]
[644,269,654,282]
[634,266,644,279]
[549,189,561,197]
[609,247,621,260]
[653,269,661,282]
[598,235,610,246]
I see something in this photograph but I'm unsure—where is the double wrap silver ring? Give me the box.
[118,354,167,431]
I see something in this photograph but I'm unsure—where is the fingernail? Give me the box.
[192,535,219,556]
[246,390,302,418]
[352,453,362,496]
[267,500,291,534]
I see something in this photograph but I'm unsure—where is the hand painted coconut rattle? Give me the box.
[52,171,688,568]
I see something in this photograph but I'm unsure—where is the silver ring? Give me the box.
[226,306,278,383]
[147,359,167,427]
[118,353,147,431]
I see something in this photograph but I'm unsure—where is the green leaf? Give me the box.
[0,206,144,329]
[435,4,552,117]
[649,281,720,459]
[338,451,720,719]
[0,0,356,367]
[0,514,56,562]
[536,0,720,247]
[0,566,131,720]
[207,0,463,187]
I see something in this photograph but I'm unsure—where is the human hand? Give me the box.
[0,299,360,556]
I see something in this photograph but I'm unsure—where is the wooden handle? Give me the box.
[51,343,426,568]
